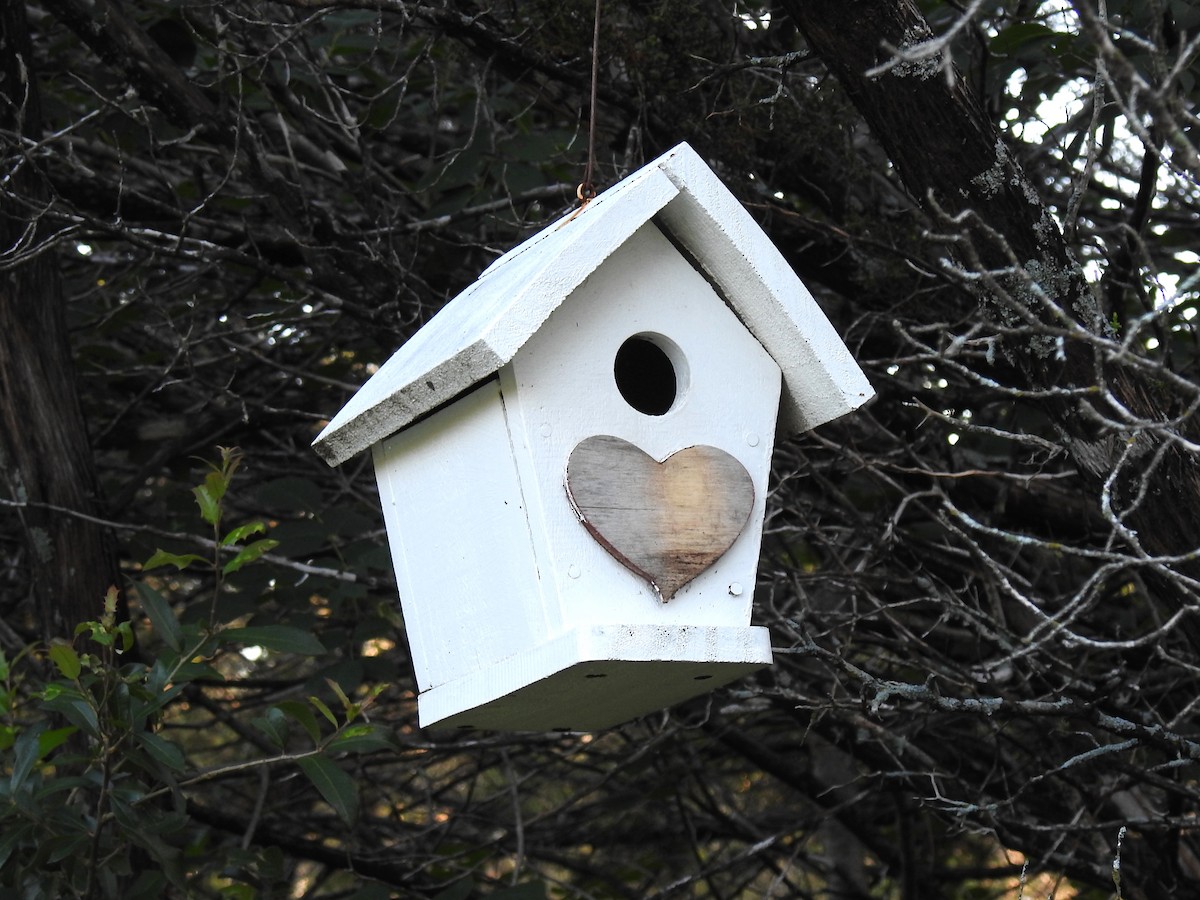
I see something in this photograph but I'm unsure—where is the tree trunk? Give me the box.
[781,0,1105,375]
[782,0,1200,581]
[0,5,121,639]
[781,1,1200,894]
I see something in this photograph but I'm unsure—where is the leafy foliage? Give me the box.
[0,454,395,897]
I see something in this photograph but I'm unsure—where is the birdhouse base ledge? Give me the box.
[417,624,772,732]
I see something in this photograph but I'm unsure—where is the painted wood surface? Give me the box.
[372,380,552,691]
[418,623,773,731]
[371,223,784,730]
[504,221,781,628]
[313,165,680,466]
[313,142,873,467]
[566,436,754,601]
[650,146,874,436]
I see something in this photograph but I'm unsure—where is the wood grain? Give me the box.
[566,436,754,601]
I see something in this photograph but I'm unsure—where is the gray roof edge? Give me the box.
[312,156,683,466]
[653,146,875,437]
[313,341,505,466]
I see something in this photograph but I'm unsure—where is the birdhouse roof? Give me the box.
[313,142,873,466]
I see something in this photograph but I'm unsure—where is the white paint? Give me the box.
[650,146,874,437]
[502,222,781,630]
[368,226,781,728]
[373,380,554,691]
[314,165,681,466]
[313,142,873,466]
[419,624,772,731]
[321,142,878,731]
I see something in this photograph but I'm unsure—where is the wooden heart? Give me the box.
[565,435,755,601]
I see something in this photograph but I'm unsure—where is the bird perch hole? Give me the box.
[613,333,687,416]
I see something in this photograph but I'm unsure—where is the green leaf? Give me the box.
[136,582,183,652]
[136,731,186,772]
[222,625,325,656]
[326,677,353,714]
[109,795,185,870]
[172,660,223,682]
[37,726,77,759]
[252,707,290,749]
[126,871,170,900]
[33,775,94,800]
[297,755,359,824]
[346,884,393,900]
[221,520,267,547]
[73,620,97,638]
[308,694,338,729]
[116,620,135,654]
[221,538,280,575]
[48,642,81,680]
[0,823,30,869]
[40,692,99,739]
[45,834,89,864]
[193,472,226,525]
[990,22,1058,58]
[325,723,396,755]
[276,701,323,744]
[134,682,185,718]
[144,549,209,572]
[10,725,43,792]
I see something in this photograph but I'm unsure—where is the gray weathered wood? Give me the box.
[565,435,755,601]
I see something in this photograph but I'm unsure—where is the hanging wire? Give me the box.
[578,0,603,204]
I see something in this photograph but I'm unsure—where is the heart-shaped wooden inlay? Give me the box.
[565,435,755,601]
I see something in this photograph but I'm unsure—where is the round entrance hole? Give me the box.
[613,334,685,416]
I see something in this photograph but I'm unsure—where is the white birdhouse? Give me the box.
[313,143,873,731]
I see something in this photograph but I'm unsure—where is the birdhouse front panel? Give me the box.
[499,221,783,629]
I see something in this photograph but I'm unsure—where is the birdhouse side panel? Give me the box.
[372,380,551,692]
[501,222,782,630]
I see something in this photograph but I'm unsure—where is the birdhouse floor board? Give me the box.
[417,624,772,732]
